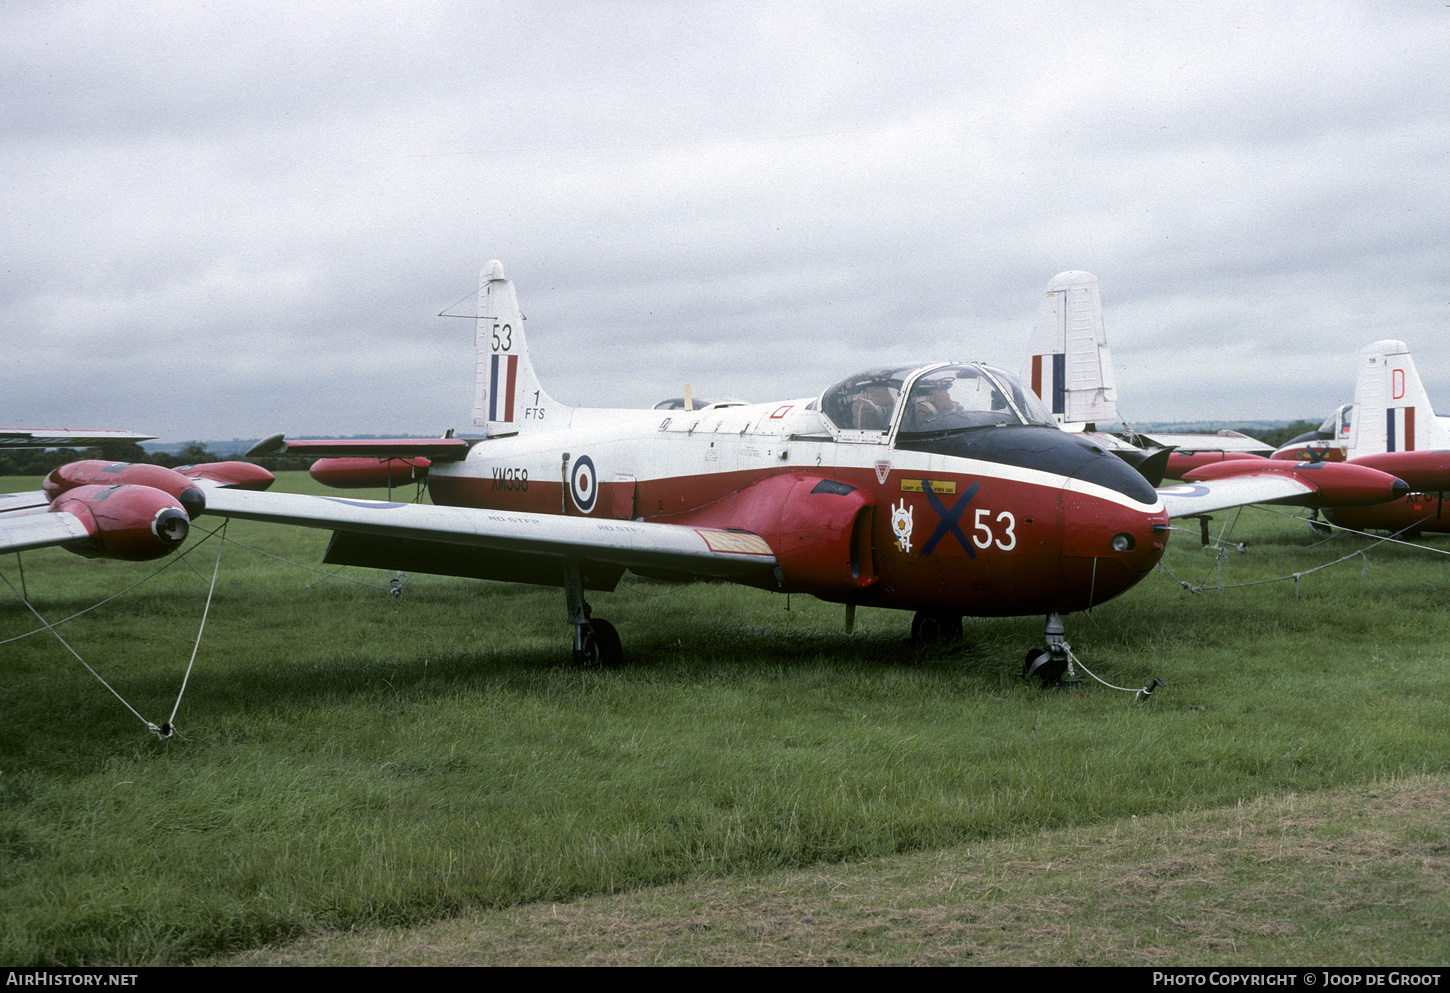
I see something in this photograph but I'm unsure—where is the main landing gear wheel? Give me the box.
[584,618,623,669]
[910,611,963,646]
[564,561,624,669]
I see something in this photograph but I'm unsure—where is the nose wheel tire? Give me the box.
[1023,647,1068,687]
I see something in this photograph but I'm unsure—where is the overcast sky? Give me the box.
[4,1,1448,442]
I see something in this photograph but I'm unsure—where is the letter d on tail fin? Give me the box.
[1349,340,1449,457]
[1023,271,1118,426]
[471,260,568,435]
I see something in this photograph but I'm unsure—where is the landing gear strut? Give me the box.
[1022,612,1081,689]
[564,560,623,668]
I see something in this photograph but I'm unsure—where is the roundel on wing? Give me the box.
[570,455,598,513]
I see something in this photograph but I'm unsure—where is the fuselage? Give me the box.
[430,363,1169,617]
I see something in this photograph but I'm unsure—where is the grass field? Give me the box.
[2,473,1447,965]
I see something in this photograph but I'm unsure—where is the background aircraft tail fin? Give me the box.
[1348,339,1449,456]
[470,260,568,435]
[1023,271,1119,425]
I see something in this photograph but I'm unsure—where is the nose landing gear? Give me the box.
[1022,612,1081,689]
[1022,612,1167,699]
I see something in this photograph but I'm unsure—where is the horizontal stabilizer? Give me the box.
[246,434,471,460]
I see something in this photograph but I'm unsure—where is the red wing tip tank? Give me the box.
[1343,450,1450,493]
[44,460,209,518]
[1165,451,1267,479]
[176,461,276,491]
[48,484,191,560]
[0,459,274,562]
[1181,459,1409,507]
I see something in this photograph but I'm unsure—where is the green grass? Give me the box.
[2,475,1447,964]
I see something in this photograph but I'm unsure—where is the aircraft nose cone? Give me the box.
[178,486,207,519]
[1057,487,1169,611]
[1391,477,1410,499]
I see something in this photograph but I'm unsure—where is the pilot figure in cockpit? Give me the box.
[907,377,961,431]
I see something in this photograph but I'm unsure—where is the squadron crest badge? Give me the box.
[891,499,914,554]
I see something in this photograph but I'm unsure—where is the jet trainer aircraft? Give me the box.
[0,263,1412,685]
[1270,339,1450,536]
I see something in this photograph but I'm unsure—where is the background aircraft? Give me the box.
[1022,271,1274,481]
[1272,340,1450,536]
[2,264,1411,686]
[1018,275,1450,539]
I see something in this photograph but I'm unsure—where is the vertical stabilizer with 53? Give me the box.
[472,260,569,436]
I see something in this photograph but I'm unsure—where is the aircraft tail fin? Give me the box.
[1348,340,1449,456]
[470,261,568,435]
[1023,271,1119,426]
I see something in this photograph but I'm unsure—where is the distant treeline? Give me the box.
[0,442,314,477]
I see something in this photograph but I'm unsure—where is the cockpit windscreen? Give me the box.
[900,365,1056,434]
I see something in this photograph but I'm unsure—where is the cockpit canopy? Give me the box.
[820,363,1056,436]
[1320,402,1353,439]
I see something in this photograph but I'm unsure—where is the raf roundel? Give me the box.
[570,455,597,513]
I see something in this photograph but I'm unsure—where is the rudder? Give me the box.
[1348,339,1449,456]
[471,260,568,435]
[1023,271,1118,425]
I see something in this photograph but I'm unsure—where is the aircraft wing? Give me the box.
[0,428,155,449]
[1157,476,1319,518]
[1158,459,1409,518]
[200,487,779,583]
[0,490,85,555]
[0,490,50,515]
[0,508,93,556]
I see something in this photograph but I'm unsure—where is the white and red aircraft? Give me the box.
[1270,339,1450,536]
[0,263,1413,684]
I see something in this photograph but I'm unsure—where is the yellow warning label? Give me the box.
[900,479,957,494]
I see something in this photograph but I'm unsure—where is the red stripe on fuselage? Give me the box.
[430,461,1166,616]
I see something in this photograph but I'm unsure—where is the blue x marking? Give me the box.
[920,480,980,557]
